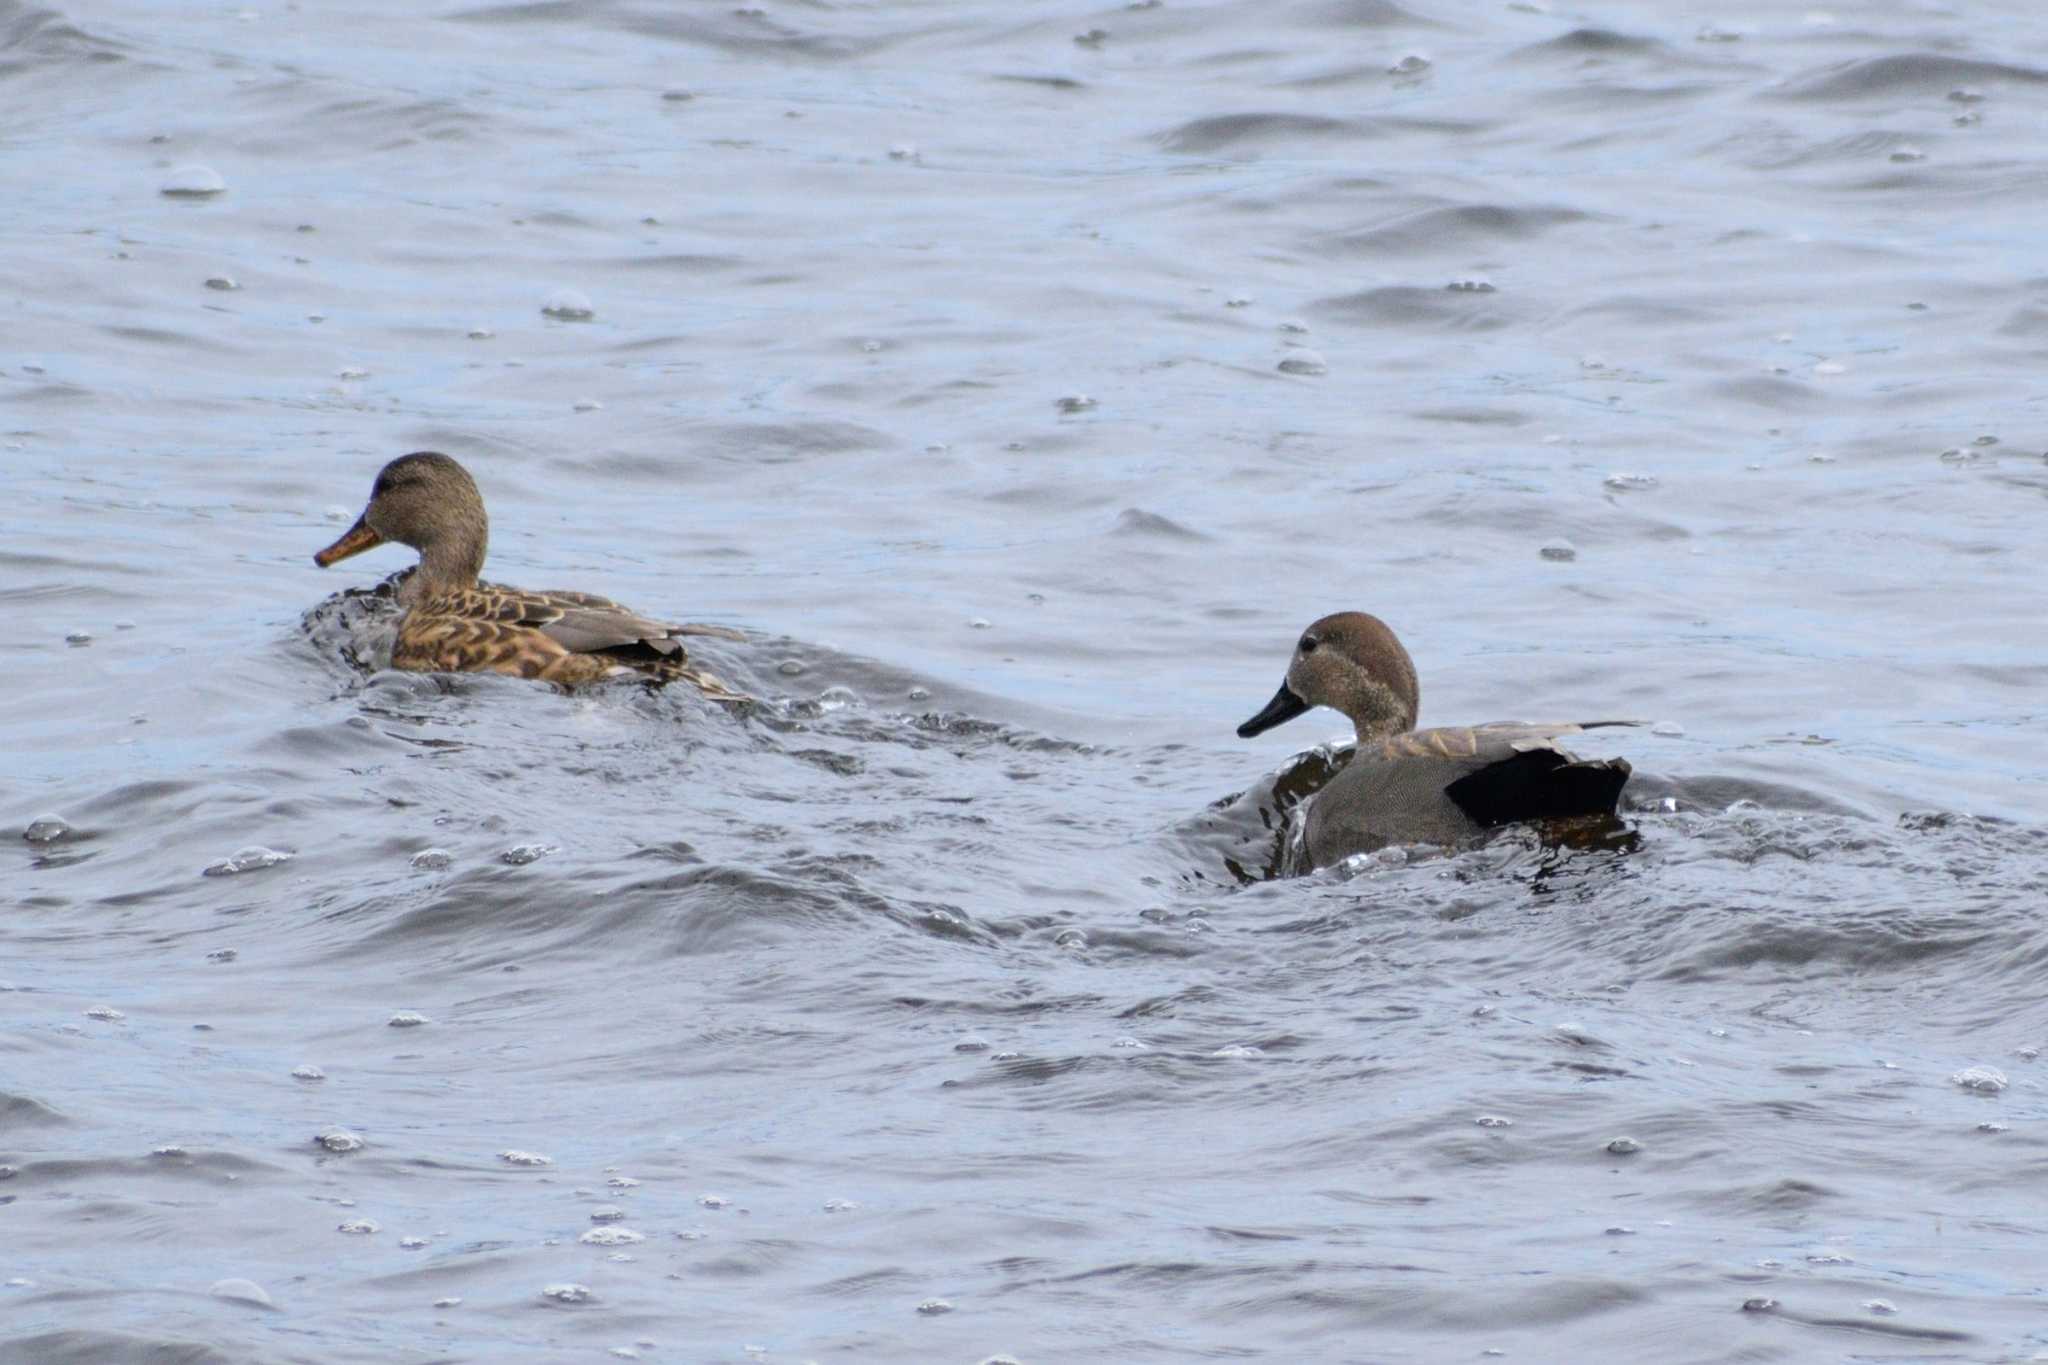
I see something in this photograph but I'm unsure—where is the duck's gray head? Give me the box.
[314,452,489,586]
[1237,611,1420,743]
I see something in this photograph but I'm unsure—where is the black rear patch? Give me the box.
[1445,749,1631,827]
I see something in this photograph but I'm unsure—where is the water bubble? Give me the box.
[337,1218,379,1235]
[1278,320,1308,334]
[573,399,602,413]
[23,816,70,844]
[1952,1065,2007,1093]
[501,843,556,865]
[1604,1136,1641,1155]
[409,848,452,871]
[433,1296,462,1308]
[2016,1045,2040,1061]
[579,1226,645,1246]
[954,1035,991,1053]
[292,1064,325,1082]
[607,1176,640,1189]
[1953,109,1982,126]
[1977,1121,2008,1133]
[152,1145,187,1159]
[1864,1300,1898,1315]
[206,948,237,963]
[317,1128,364,1153]
[202,846,292,877]
[499,1149,552,1166]
[1888,145,1926,163]
[777,658,806,676]
[1805,1249,1852,1264]
[1695,24,1742,41]
[1539,540,1577,562]
[968,617,991,630]
[1446,276,1495,292]
[887,143,919,161]
[400,1236,428,1249]
[916,1298,954,1315]
[204,276,238,292]
[1277,351,1327,376]
[541,1283,593,1303]
[1073,28,1109,47]
[1111,1035,1147,1050]
[698,1193,730,1209]
[590,1206,627,1223]
[467,327,494,340]
[1741,1296,1777,1313]
[388,1011,430,1028]
[1056,394,1097,414]
[1474,1115,1513,1129]
[161,165,226,197]
[824,1198,859,1212]
[84,1006,125,1022]
[1224,293,1253,308]
[541,289,595,321]
[0,1167,16,1180]
[1212,1044,1263,1059]
[907,686,931,701]
[1388,53,1431,74]
[1603,472,1658,491]
[210,1278,272,1307]
[1054,928,1087,949]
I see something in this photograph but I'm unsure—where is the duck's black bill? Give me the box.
[314,515,384,567]
[1237,682,1309,738]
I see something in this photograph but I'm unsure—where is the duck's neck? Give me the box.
[403,532,487,602]
[1345,677,1419,743]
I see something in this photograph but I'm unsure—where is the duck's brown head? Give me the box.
[1237,611,1420,743]
[314,452,489,588]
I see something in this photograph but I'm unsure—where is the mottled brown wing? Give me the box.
[416,588,748,697]
[392,614,570,680]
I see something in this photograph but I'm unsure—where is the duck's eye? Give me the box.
[1299,636,1318,654]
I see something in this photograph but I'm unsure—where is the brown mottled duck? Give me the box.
[1237,611,1635,866]
[312,451,745,696]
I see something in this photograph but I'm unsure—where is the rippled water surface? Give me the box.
[6,0,2048,1360]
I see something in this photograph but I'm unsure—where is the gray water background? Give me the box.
[4,0,2047,1360]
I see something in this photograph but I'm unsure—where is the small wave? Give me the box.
[1308,285,1520,332]
[1111,508,1208,541]
[1778,53,2048,101]
[1511,28,1668,60]
[1315,202,1591,256]
[1158,112,1381,155]
[0,4,128,64]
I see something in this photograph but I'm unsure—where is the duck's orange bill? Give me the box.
[313,517,385,567]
